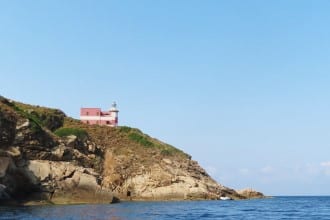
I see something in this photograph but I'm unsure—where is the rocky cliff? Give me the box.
[0,96,263,205]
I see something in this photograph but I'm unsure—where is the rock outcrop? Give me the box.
[0,97,116,205]
[26,160,114,204]
[0,96,264,205]
[236,188,265,199]
[102,150,243,200]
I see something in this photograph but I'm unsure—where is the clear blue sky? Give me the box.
[1,0,330,196]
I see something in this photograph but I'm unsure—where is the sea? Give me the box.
[0,196,329,220]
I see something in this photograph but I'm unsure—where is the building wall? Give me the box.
[80,108,101,116]
[80,108,118,126]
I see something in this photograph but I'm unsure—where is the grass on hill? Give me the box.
[117,126,189,157]
[54,127,88,139]
[62,119,190,159]
[1,96,190,160]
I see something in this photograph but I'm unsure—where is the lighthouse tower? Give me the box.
[110,101,119,126]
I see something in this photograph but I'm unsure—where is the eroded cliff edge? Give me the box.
[0,96,264,205]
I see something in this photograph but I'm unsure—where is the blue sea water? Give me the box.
[0,197,330,220]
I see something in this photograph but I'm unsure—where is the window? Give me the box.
[96,112,99,116]
[106,121,110,124]
[87,121,89,124]
[86,112,89,115]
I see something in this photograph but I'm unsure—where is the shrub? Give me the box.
[54,127,88,139]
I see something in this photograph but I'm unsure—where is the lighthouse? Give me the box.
[80,102,119,127]
[109,101,119,126]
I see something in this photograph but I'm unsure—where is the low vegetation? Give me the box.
[54,127,88,139]
[118,126,189,157]
[128,132,154,147]
[1,99,43,133]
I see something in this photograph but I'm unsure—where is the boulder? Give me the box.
[65,135,77,148]
[16,120,29,130]
[27,160,51,183]
[88,144,95,153]
[6,147,21,158]
[51,145,73,161]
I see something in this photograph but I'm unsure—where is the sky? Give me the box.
[1,0,330,196]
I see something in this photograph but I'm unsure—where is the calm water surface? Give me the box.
[0,197,329,219]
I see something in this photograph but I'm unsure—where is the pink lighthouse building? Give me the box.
[80,102,119,127]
